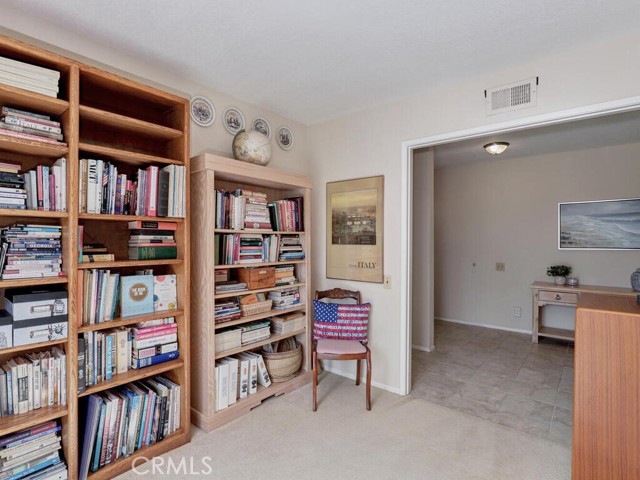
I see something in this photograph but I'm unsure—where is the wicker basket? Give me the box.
[261,340,302,382]
[240,299,272,317]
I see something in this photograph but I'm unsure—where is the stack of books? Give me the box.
[268,197,304,231]
[239,321,271,345]
[130,322,179,369]
[0,56,60,97]
[237,189,271,230]
[0,161,25,210]
[0,348,67,417]
[22,157,67,212]
[128,221,177,260]
[214,299,241,324]
[274,264,296,286]
[214,280,247,294]
[218,233,268,265]
[79,376,181,476]
[278,234,305,261]
[268,287,301,310]
[0,224,63,280]
[0,107,64,144]
[0,421,67,480]
[214,268,228,283]
[79,244,114,263]
[78,161,185,217]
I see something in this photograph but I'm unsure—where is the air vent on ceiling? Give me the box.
[485,77,538,115]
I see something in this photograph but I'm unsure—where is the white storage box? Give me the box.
[5,288,67,321]
[0,310,12,349]
[214,328,241,353]
[13,315,68,346]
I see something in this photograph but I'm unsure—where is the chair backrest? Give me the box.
[313,288,369,342]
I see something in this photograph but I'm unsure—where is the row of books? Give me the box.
[0,348,67,418]
[79,375,181,478]
[78,161,186,218]
[214,189,304,232]
[79,271,177,325]
[78,318,178,391]
[0,55,60,97]
[0,224,63,280]
[0,421,67,480]
[215,233,304,265]
[0,157,66,212]
[268,287,301,310]
[0,106,64,146]
[215,352,271,411]
[214,299,241,324]
[128,221,177,261]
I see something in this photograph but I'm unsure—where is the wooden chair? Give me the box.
[312,288,372,411]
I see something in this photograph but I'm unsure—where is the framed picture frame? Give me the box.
[326,175,384,282]
[252,117,271,139]
[223,107,245,134]
[558,197,640,250]
[276,126,294,150]
[189,95,215,127]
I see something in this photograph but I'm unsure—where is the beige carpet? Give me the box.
[117,373,571,480]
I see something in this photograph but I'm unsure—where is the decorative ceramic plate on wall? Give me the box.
[190,95,215,127]
[252,117,271,139]
[276,126,294,150]
[223,107,245,135]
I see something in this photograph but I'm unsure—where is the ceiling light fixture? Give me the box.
[483,142,509,155]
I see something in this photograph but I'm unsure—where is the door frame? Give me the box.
[399,95,640,395]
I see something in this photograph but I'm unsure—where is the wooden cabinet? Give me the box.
[0,33,190,479]
[190,152,312,431]
[573,294,640,480]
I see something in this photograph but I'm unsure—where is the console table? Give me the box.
[530,281,636,343]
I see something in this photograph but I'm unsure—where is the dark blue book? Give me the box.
[80,395,102,480]
[131,350,179,369]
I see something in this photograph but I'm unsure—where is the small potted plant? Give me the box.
[547,265,572,285]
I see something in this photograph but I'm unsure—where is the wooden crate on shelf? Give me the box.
[236,266,275,289]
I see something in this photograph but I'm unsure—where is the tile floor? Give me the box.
[411,320,573,446]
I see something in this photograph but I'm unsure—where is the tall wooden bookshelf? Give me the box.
[190,153,312,431]
[0,33,190,479]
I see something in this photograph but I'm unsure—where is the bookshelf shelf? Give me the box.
[78,359,184,398]
[0,136,69,157]
[0,83,69,115]
[214,329,307,360]
[214,304,305,330]
[0,209,68,218]
[0,405,69,438]
[215,282,306,299]
[78,213,185,223]
[0,276,68,289]
[77,259,182,269]
[214,260,305,270]
[0,33,191,479]
[86,428,187,480]
[190,152,311,431]
[79,142,184,167]
[0,338,68,357]
[79,105,183,140]
[78,309,183,333]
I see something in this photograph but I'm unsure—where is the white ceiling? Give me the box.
[433,109,640,168]
[2,0,640,125]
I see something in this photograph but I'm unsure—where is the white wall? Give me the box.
[308,31,640,392]
[0,7,310,173]
[429,143,640,337]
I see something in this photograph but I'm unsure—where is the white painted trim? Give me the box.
[399,95,640,397]
[322,365,403,396]
[411,345,433,352]
[436,317,531,335]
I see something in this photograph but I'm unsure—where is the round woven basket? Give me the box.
[261,341,302,382]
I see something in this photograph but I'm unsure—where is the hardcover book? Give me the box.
[119,275,154,317]
[153,274,177,312]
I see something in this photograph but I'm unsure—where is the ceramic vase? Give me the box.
[554,276,566,286]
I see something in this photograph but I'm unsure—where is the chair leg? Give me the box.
[355,359,361,385]
[312,350,318,412]
[366,350,372,410]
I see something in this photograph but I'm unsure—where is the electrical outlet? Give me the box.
[513,307,522,317]
[496,262,505,272]
[383,275,392,289]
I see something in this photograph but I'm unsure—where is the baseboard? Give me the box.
[436,316,531,335]
[321,364,403,395]
[411,344,434,352]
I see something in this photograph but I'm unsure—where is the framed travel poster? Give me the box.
[326,175,384,283]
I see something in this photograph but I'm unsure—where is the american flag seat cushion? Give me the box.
[313,300,371,342]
